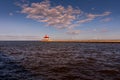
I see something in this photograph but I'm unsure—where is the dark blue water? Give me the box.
[0,41,120,80]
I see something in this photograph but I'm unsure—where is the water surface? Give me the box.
[0,41,120,80]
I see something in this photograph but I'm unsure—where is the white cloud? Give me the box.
[91,8,95,10]
[92,28,109,33]
[9,13,13,16]
[87,11,111,19]
[21,0,81,29]
[67,29,80,35]
[77,11,111,24]
[18,0,111,34]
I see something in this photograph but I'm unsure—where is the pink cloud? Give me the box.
[21,1,81,29]
[100,29,109,33]
[101,18,112,22]
[18,0,111,35]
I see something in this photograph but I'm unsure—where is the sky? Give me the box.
[0,0,120,40]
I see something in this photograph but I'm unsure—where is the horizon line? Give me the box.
[0,39,120,42]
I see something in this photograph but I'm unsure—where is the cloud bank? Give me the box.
[19,0,111,34]
[0,35,40,40]
[21,0,81,29]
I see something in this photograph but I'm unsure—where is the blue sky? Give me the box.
[0,0,120,40]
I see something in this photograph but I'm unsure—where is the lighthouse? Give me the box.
[42,35,50,41]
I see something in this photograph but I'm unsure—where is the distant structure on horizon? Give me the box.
[41,35,50,41]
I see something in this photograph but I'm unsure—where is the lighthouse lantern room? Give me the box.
[42,35,50,41]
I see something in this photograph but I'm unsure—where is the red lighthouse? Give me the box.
[42,35,50,41]
[44,35,49,39]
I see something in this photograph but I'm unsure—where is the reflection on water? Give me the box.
[0,41,120,80]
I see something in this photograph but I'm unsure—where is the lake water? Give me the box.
[0,41,120,80]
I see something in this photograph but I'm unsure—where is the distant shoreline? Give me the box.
[0,40,120,43]
[41,40,120,43]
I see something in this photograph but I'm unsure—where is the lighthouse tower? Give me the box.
[42,35,50,41]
